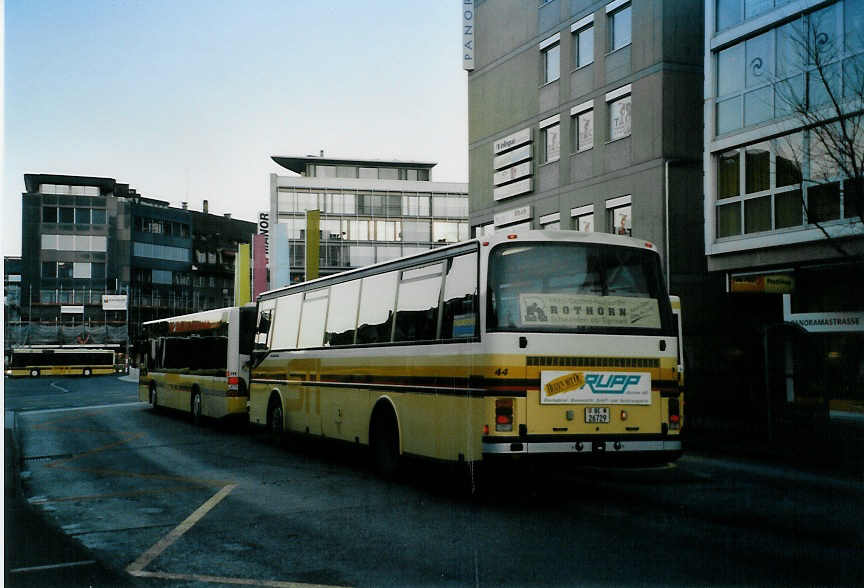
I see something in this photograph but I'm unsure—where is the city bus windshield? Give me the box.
[487,242,673,335]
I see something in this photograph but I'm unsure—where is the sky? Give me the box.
[2,0,469,256]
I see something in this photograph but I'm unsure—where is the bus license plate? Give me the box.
[585,407,610,424]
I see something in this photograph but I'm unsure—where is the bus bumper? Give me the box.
[482,436,682,456]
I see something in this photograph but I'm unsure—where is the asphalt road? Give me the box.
[6,375,864,587]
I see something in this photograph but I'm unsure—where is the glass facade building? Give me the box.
[269,156,468,288]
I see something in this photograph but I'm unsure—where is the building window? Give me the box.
[59,208,74,223]
[606,196,632,236]
[572,17,594,68]
[474,223,494,238]
[92,209,107,224]
[540,116,561,164]
[571,101,594,152]
[42,261,57,278]
[571,205,594,232]
[92,262,106,280]
[42,207,57,223]
[540,34,560,84]
[540,213,561,230]
[75,208,91,225]
[608,1,632,52]
[73,262,91,279]
[57,261,73,279]
[607,87,632,141]
[709,130,856,239]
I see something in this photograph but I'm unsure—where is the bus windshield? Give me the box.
[487,242,673,335]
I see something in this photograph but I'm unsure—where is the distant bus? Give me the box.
[248,230,684,480]
[138,306,256,423]
[6,345,118,377]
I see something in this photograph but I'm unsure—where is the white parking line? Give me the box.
[10,560,95,574]
[49,381,69,393]
[19,402,146,415]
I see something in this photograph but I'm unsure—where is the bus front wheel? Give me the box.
[370,407,400,479]
[149,384,159,411]
[267,396,284,446]
[191,389,203,425]
[82,368,91,377]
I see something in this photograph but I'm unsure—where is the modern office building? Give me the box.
[704,0,864,416]
[269,155,469,288]
[467,0,705,287]
[15,174,255,347]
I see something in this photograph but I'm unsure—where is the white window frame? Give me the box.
[571,99,595,152]
[606,84,632,142]
[571,204,595,232]
[539,114,561,164]
[539,33,561,84]
[606,0,632,52]
[606,195,633,236]
[571,14,595,68]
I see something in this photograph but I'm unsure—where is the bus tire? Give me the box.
[191,389,203,426]
[82,368,92,377]
[370,404,400,479]
[149,383,159,411]
[267,395,284,446]
[29,369,39,378]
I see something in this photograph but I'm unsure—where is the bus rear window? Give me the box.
[487,242,672,334]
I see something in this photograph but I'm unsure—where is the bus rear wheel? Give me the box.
[267,397,284,446]
[82,368,91,376]
[29,369,39,378]
[191,390,203,425]
[370,408,400,479]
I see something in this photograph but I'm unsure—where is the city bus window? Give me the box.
[440,253,478,340]
[357,271,399,344]
[271,295,301,350]
[394,262,443,343]
[298,288,329,348]
[254,310,272,350]
[326,281,360,346]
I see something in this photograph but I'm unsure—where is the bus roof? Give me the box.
[142,306,234,329]
[257,230,661,303]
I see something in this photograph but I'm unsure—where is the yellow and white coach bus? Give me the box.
[6,345,118,377]
[249,230,683,476]
[138,305,256,423]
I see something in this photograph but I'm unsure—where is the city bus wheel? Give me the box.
[191,390,203,426]
[267,397,284,446]
[83,368,92,377]
[149,384,159,411]
[29,369,39,378]
[370,410,400,479]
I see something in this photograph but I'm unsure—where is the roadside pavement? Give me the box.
[5,410,141,587]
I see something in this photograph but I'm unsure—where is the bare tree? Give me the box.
[774,9,864,256]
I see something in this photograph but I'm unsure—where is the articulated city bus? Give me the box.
[6,345,118,377]
[249,230,683,478]
[138,306,256,423]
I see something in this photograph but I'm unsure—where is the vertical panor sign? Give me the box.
[234,243,251,306]
[463,0,475,70]
[305,210,320,282]
[252,234,268,299]
[257,211,270,268]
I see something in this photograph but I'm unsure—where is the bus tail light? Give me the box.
[495,398,514,432]
[227,373,242,395]
[668,397,681,430]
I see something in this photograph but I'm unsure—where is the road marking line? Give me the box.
[28,484,210,503]
[49,381,69,393]
[126,483,237,574]
[10,560,96,574]
[130,570,349,587]
[22,401,146,415]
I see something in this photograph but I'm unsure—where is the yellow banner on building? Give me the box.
[305,210,320,281]
[234,243,251,306]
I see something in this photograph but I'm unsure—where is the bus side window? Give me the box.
[441,253,478,340]
[255,310,272,350]
[394,263,443,343]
